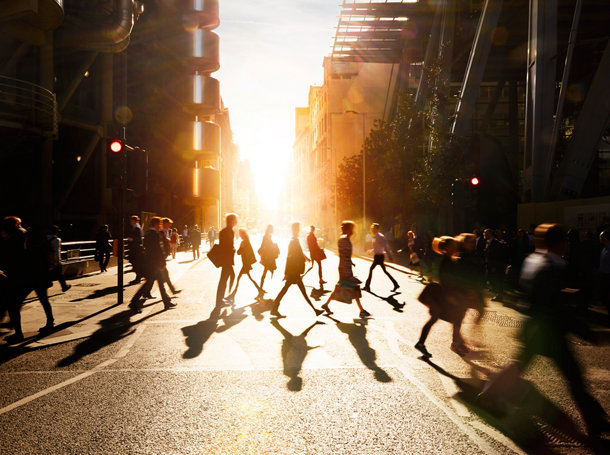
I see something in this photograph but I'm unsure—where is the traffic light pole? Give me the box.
[117,129,126,304]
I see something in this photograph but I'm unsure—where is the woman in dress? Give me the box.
[228,228,264,302]
[321,221,371,318]
[258,224,279,292]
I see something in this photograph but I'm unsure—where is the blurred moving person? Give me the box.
[169,228,179,259]
[415,236,471,358]
[305,225,326,286]
[479,224,609,442]
[160,218,180,295]
[227,229,264,302]
[407,230,425,281]
[215,214,237,307]
[270,222,322,319]
[321,221,371,319]
[207,226,216,248]
[258,224,279,292]
[363,223,399,293]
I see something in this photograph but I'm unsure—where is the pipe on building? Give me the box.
[58,0,140,52]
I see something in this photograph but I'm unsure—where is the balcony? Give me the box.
[0,75,57,136]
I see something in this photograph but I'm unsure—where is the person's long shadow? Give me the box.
[326,315,392,383]
[181,304,249,359]
[420,357,591,453]
[270,319,324,391]
[364,289,405,312]
[250,299,274,321]
[69,283,136,302]
[310,286,330,302]
[56,303,163,367]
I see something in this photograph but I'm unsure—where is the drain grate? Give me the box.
[535,419,584,447]
[468,310,524,328]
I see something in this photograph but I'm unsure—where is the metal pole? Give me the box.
[362,113,366,227]
[118,127,126,305]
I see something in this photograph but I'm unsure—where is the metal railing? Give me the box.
[0,75,57,135]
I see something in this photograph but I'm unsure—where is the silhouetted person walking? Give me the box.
[321,221,370,318]
[129,217,175,312]
[258,224,279,292]
[190,224,201,259]
[306,225,326,286]
[271,222,322,318]
[227,228,264,302]
[0,216,28,343]
[25,226,56,333]
[47,225,71,292]
[215,214,237,307]
[95,225,111,272]
[363,223,399,293]
[127,215,144,284]
[161,217,180,294]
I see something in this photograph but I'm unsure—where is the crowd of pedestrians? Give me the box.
[2,211,609,444]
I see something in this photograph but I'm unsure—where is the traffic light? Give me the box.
[107,138,124,188]
[109,139,123,153]
[470,176,480,186]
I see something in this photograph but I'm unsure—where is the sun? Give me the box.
[251,156,289,211]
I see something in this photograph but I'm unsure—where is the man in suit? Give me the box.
[190,224,202,259]
[129,217,175,312]
[215,214,238,307]
[271,222,323,318]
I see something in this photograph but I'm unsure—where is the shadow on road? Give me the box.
[181,304,249,359]
[56,303,164,367]
[420,357,595,453]
[364,289,406,312]
[270,319,323,392]
[309,286,330,302]
[326,315,392,383]
[249,299,274,321]
[69,283,137,302]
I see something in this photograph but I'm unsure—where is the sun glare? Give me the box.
[251,155,289,211]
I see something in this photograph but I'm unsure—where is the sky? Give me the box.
[215,1,341,209]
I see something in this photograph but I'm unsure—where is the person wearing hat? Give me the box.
[47,225,71,292]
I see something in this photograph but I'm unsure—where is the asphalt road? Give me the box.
[0,242,608,454]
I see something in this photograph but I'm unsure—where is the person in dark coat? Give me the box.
[127,215,144,284]
[258,224,279,292]
[479,224,609,442]
[47,225,70,292]
[305,225,326,286]
[160,217,180,294]
[24,226,55,333]
[129,217,175,312]
[0,216,29,343]
[215,213,238,307]
[190,224,202,260]
[95,225,112,272]
[227,229,264,302]
[271,222,323,319]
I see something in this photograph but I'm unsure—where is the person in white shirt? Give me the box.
[363,223,399,292]
[47,225,71,292]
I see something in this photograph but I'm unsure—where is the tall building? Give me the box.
[293,57,397,240]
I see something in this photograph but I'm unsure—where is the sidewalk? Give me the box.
[0,251,208,349]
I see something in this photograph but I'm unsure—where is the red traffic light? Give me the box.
[109,139,123,153]
[470,176,480,186]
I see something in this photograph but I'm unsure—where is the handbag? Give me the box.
[207,243,222,268]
